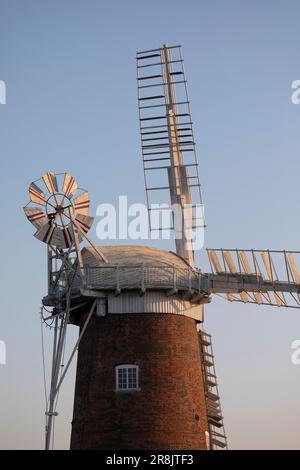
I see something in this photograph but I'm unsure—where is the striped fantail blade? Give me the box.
[34,222,74,248]
[24,206,48,230]
[74,214,94,234]
[61,226,75,248]
[29,182,47,205]
[62,173,78,198]
[34,222,63,246]
[42,171,59,195]
[74,191,90,215]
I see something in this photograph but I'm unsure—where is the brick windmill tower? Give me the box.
[24,45,300,451]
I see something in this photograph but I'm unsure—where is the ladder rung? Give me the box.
[142,141,195,149]
[137,53,161,60]
[137,45,181,55]
[208,415,223,423]
[137,58,183,69]
[139,100,189,110]
[144,151,171,156]
[208,418,223,428]
[137,47,163,54]
[141,121,192,129]
[144,147,194,156]
[206,372,217,378]
[207,403,221,412]
[207,408,222,417]
[142,144,170,149]
[145,163,199,171]
[147,184,201,191]
[144,157,170,162]
[141,129,192,136]
[139,95,164,101]
[207,401,220,411]
[207,380,217,387]
[140,115,166,121]
[138,74,162,81]
[203,360,214,366]
[201,339,211,346]
[207,403,222,412]
[141,130,169,135]
[138,80,187,89]
[207,391,220,401]
[203,351,214,358]
[200,331,212,339]
[142,137,169,142]
[207,412,223,421]
[211,430,227,439]
[211,438,227,448]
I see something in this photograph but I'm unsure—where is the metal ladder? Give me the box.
[198,328,228,449]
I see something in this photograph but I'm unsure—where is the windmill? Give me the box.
[24,45,300,451]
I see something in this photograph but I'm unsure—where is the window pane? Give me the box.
[128,368,137,388]
[118,368,127,389]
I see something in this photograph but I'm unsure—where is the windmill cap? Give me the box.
[82,245,191,269]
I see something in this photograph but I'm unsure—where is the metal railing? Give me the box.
[83,264,199,292]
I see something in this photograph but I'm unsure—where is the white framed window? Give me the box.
[115,364,139,391]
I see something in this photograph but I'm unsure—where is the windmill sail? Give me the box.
[137,45,204,267]
[207,248,300,308]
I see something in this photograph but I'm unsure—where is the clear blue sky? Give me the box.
[1,0,300,449]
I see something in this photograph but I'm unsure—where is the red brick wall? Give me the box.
[70,312,209,450]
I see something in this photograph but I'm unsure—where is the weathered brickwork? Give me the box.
[70,312,208,450]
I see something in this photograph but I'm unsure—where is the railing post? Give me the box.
[84,267,89,288]
[141,265,145,292]
[284,250,291,286]
[85,267,88,288]
[173,264,177,291]
[116,265,120,291]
